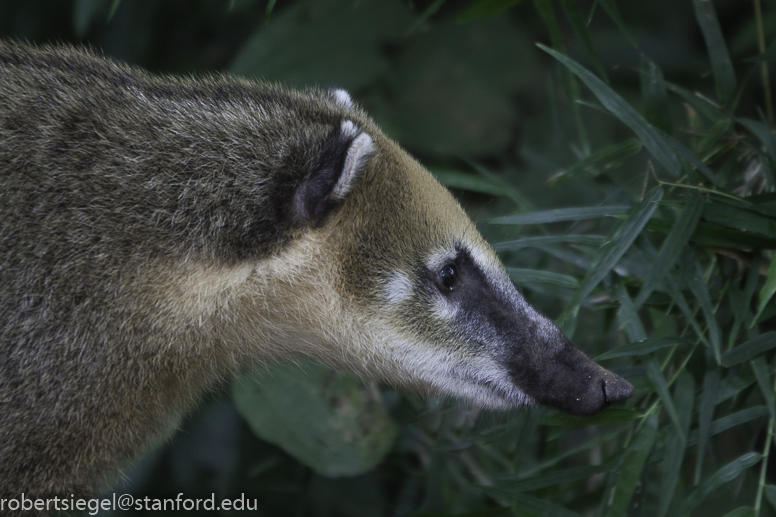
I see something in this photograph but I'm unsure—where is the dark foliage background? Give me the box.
[2,0,775,515]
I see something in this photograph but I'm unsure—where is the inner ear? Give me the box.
[292,120,375,228]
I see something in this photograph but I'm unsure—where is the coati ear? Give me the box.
[330,88,354,109]
[292,119,376,228]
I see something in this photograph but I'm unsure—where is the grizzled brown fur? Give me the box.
[0,43,378,497]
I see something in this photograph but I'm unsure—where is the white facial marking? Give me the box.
[383,271,413,305]
[330,121,375,200]
[333,89,353,108]
[426,247,457,272]
[431,297,458,321]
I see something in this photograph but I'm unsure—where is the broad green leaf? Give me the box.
[694,368,720,484]
[494,234,605,252]
[563,187,663,330]
[716,368,756,404]
[507,267,579,289]
[645,358,683,435]
[658,372,694,517]
[753,255,776,325]
[604,414,658,517]
[497,464,608,492]
[692,0,736,103]
[538,45,681,176]
[539,407,640,427]
[457,0,524,21]
[432,169,506,197]
[233,360,397,477]
[681,453,762,514]
[596,337,692,361]
[680,247,722,363]
[490,205,629,225]
[721,332,776,367]
[635,190,705,308]
[751,357,776,421]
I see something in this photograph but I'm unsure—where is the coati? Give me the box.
[0,42,634,497]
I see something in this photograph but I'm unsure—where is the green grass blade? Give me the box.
[751,357,776,421]
[640,55,672,133]
[721,507,756,517]
[680,248,722,363]
[550,138,642,184]
[692,0,736,103]
[645,358,683,435]
[539,408,640,427]
[490,205,629,225]
[658,371,695,517]
[405,0,447,36]
[753,256,776,325]
[721,332,776,367]
[681,453,763,514]
[597,0,636,45]
[494,234,605,252]
[765,485,776,511]
[562,187,663,330]
[538,44,681,176]
[604,414,658,517]
[507,268,579,290]
[688,406,770,446]
[513,493,583,517]
[702,203,776,239]
[596,337,693,361]
[498,464,608,491]
[432,169,508,197]
[694,368,720,485]
[635,190,705,308]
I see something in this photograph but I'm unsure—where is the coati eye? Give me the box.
[438,264,459,291]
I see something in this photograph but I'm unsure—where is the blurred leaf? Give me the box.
[549,138,642,184]
[721,332,776,367]
[681,453,762,514]
[648,217,776,249]
[457,0,524,21]
[264,0,278,21]
[560,0,608,83]
[233,360,397,477]
[499,465,608,492]
[539,44,681,176]
[662,132,717,183]
[680,247,722,363]
[490,205,629,225]
[753,255,776,324]
[597,0,636,45]
[73,0,107,37]
[640,55,672,133]
[231,0,411,90]
[604,414,658,517]
[513,493,583,517]
[635,190,704,308]
[765,485,776,511]
[717,367,756,404]
[405,0,447,36]
[751,357,776,421]
[507,267,579,289]
[692,0,736,103]
[720,507,756,517]
[432,169,506,197]
[563,187,663,330]
[596,337,692,361]
[658,372,694,517]
[495,234,605,252]
[539,407,641,427]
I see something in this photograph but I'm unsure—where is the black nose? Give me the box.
[602,372,634,404]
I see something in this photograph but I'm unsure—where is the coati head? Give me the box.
[241,89,634,417]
